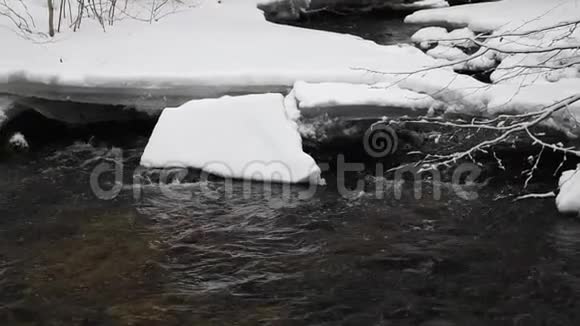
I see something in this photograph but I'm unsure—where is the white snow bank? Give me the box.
[291,81,443,111]
[406,0,580,85]
[0,0,437,111]
[557,166,580,216]
[140,94,321,184]
[401,0,580,133]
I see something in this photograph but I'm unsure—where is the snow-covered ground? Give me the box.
[140,94,321,184]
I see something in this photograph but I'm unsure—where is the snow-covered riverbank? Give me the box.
[2,0,580,192]
[2,0,578,127]
[405,0,580,131]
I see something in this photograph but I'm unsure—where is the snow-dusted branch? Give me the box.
[389,94,580,173]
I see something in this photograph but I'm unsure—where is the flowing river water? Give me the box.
[1,13,580,326]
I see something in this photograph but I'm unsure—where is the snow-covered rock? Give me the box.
[557,166,580,216]
[411,27,449,49]
[140,94,321,184]
[411,27,475,50]
[426,45,468,61]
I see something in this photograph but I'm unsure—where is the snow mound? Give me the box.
[140,94,321,184]
[557,166,580,216]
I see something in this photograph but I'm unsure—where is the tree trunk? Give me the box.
[47,0,55,37]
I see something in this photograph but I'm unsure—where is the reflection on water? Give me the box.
[1,135,579,326]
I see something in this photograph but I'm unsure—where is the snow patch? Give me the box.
[140,94,321,184]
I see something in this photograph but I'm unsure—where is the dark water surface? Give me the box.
[2,14,580,326]
[1,124,579,326]
[284,12,421,45]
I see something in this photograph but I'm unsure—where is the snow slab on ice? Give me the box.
[140,94,321,184]
[557,166,580,216]
[291,81,443,111]
[0,0,437,111]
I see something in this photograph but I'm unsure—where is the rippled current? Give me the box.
[1,125,579,326]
